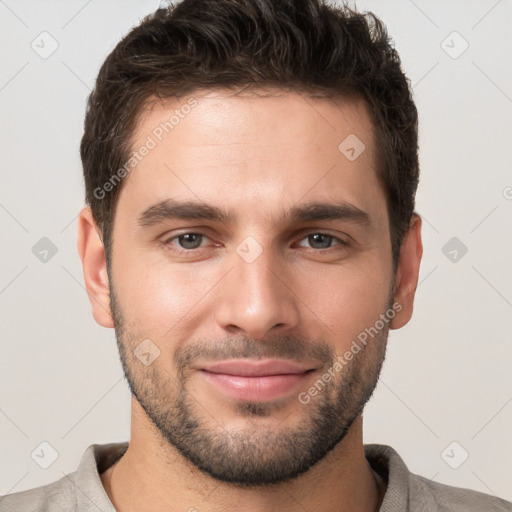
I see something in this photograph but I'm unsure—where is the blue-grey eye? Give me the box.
[176,233,204,249]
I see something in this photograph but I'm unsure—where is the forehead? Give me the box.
[116,88,386,230]
[133,88,376,156]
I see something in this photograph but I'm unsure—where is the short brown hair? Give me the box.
[80,0,419,271]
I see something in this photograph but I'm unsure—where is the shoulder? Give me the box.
[0,442,126,512]
[0,472,76,512]
[364,443,511,512]
[409,472,512,512]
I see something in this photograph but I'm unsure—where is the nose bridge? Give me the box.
[215,236,300,339]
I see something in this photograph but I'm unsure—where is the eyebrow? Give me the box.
[137,198,372,229]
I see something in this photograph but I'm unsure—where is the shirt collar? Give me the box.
[75,442,128,512]
[364,443,410,511]
[73,442,409,511]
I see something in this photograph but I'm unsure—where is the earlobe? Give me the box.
[77,206,114,328]
[389,213,423,330]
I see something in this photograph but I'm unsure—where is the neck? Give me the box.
[101,404,386,512]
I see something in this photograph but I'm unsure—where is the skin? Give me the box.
[77,88,422,512]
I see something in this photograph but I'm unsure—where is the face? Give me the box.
[106,89,397,486]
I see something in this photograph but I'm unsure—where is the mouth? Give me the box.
[199,359,317,401]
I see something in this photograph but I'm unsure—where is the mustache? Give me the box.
[174,335,335,370]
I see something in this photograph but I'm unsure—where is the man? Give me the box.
[1,0,510,511]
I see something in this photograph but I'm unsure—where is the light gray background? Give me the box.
[1,0,511,501]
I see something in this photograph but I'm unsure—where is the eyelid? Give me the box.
[295,227,350,242]
[296,233,348,247]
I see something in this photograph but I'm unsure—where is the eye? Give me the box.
[162,231,348,256]
[164,232,211,253]
[297,233,347,251]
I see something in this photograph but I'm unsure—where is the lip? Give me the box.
[199,359,316,401]
[200,359,315,377]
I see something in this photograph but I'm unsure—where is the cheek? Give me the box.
[111,253,217,338]
[302,257,392,343]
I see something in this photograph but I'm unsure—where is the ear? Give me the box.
[389,213,423,330]
[76,206,114,328]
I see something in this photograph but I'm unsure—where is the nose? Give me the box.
[215,243,301,341]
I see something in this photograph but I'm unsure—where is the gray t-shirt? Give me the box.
[0,442,510,511]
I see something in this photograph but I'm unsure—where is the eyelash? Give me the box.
[162,231,348,256]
